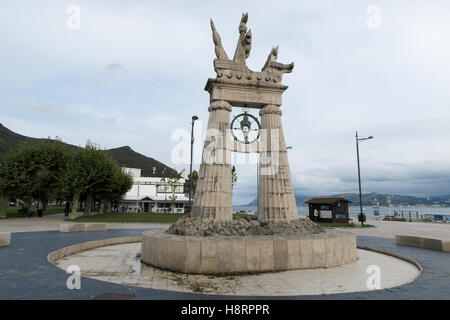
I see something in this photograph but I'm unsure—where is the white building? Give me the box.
[119,167,189,213]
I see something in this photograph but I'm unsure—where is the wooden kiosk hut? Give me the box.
[305,197,352,223]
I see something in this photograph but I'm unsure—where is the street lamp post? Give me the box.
[188,116,198,216]
[355,131,373,226]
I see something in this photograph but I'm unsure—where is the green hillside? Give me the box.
[0,123,176,177]
[105,146,176,177]
[0,123,79,154]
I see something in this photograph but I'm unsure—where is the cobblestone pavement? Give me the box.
[0,229,449,299]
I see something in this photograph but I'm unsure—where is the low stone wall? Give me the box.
[60,223,107,233]
[396,235,450,252]
[47,236,142,264]
[0,232,11,247]
[141,230,357,275]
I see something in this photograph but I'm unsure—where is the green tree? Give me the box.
[166,171,182,211]
[0,140,69,216]
[232,165,237,190]
[28,141,69,214]
[96,163,133,213]
[61,146,90,219]
[184,170,198,196]
[62,142,126,219]
[158,176,169,213]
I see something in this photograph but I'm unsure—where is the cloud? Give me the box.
[106,63,128,76]
[1,0,450,204]
[292,161,450,197]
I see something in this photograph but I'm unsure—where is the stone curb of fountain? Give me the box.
[357,245,423,272]
[47,236,143,264]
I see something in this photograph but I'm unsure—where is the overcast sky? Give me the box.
[1,0,450,204]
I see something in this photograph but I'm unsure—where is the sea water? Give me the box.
[233,205,450,221]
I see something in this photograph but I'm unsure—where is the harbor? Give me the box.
[233,205,450,223]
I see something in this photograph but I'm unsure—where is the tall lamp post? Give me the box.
[188,116,198,216]
[355,131,373,226]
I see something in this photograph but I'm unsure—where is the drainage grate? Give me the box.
[90,292,134,300]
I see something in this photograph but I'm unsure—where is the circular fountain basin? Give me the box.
[141,230,357,274]
[50,240,421,296]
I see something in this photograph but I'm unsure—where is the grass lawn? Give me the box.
[317,222,375,228]
[233,213,258,220]
[68,212,186,223]
[70,212,259,223]
[6,206,65,219]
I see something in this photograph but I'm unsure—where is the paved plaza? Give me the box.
[0,225,449,299]
[2,213,450,239]
[0,213,166,233]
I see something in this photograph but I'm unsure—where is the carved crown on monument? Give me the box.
[210,13,294,84]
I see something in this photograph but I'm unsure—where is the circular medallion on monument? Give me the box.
[231,111,261,144]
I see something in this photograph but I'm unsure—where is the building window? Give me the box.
[157,184,185,194]
[337,202,341,208]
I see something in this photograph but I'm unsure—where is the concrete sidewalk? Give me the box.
[1,214,450,240]
[0,213,169,233]
[346,219,450,240]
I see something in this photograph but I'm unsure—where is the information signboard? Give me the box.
[320,210,332,219]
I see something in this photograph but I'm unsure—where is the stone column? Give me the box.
[191,100,233,221]
[258,104,298,222]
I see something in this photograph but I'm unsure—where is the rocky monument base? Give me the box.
[141,220,357,275]
[167,216,324,237]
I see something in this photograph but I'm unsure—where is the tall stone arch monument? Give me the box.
[191,13,298,223]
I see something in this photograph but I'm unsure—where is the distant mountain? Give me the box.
[105,146,175,177]
[243,198,257,207]
[431,194,450,201]
[0,123,79,153]
[240,193,311,207]
[325,193,431,206]
[0,123,175,177]
[242,192,449,207]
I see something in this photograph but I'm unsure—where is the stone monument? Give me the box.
[141,14,357,275]
[191,13,297,222]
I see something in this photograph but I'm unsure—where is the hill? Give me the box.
[325,193,431,206]
[0,123,79,153]
[239,193,310,207]
[105,146,175,177]
[0,123,175,177]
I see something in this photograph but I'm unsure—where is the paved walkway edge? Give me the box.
[47,235,423,274]
[47,236,142,264]
[357,245,423,271]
